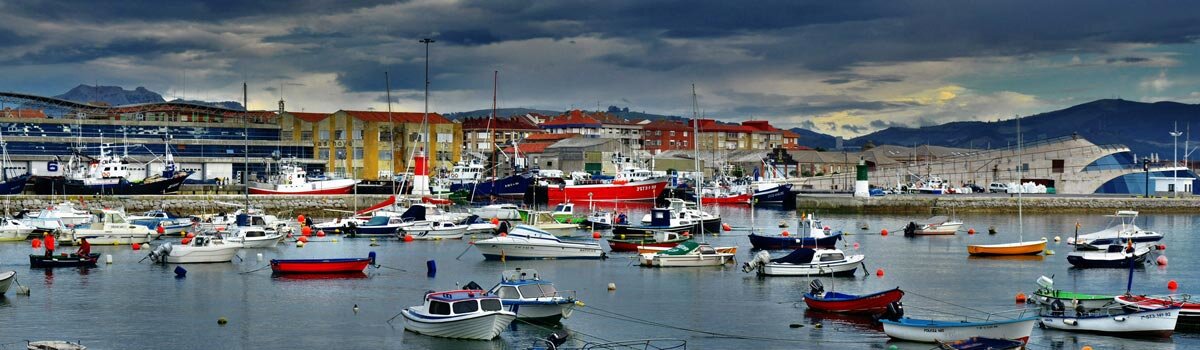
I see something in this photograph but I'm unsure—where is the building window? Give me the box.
[1052,159,1065,173]
[319,148,330,159]
[353,130,364,140]
[353,148,364,159]
[334,130,344,140]
[379,131,392,141]
[319,131,329,140]
[437,133,453,143]
[378,150,392,160]
[300,131,313,141]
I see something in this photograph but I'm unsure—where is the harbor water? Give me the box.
[1,205,1198,349]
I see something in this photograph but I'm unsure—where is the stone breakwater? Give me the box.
[795,194,1200,214]
[11,195,398,217]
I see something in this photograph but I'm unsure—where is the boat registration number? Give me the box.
[1141,312,1173,319]
[636,185,654,191]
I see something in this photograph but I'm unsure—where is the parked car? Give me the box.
[988,182,1009,193]
[967,184,985,193]
[869,188,886,197]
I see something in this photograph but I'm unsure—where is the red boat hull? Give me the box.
[1117,295,1200,318]
[607,239,688,252]
[270,258,372,274]
[547,179,667,203]
[701,194,751,204]
[249,185,354,195]
[804,288,905,314]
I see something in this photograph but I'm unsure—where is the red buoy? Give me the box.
[722,223,732,232]
[1015,292,1027,303]
[880,229,888,236]
[490,217,500,225]
[499,232,507,237]
[403,234,414,242]
[156,225,165,235]
[592,232,601,239]
[186,232,196,238]
[181,237,193,245]
[297,214,306,224]
[1168,280,1179,290]
[132,243,141,250]
[316,230,326,237]
[1157,256,1168,266]
[301,226,313,236]
[298,236,309,243]
[968,228,976,235]
[781,230,790,237]
[31,238,42,249]
[1158,244,1167,251]
[853,242,860,249]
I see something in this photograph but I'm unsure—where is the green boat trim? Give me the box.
[660,241,700,255]
[1035,289,1114,301]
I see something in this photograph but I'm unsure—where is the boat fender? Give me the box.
[1113,316,1127,322]
[1063,319,1077,326]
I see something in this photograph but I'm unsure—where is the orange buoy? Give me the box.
[297,214,306,224]
[781,230,790,237]
[592,232,601,239]
[1169,280,1179,290]
[181,237,192,245]
[298,236,309,243]
[875,269,885,277]
[968,228,976,235]
[301,226,313,236]
[500,232,508,237]
[722,223,732,232]
[316,230,326,237]
[880,229,888,236]
[403,234,414,242]
[491,217,499,225]
[1081,346,1093,350]
[1015,292,1027,303]
[186,232,196,238]
[32,238,42,248]
[1157,256,1168,266]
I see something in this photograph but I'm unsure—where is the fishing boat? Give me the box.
[903,215,962,236]
[742,248,864,276]
[0,270,14,294]
[271,253,376,274]
[1066,242,1155,268]
[639,241,735,267]
[31,143,189,195]
[802,279,903,314]
[29,253,100,268]
[699,186,751,205]
[0,131,29,194]
[400,220,467,240]
[225,226,285,248]
[0,218,35,241]
[880,316,1037,343]
[1038,306,1179,338]
[613,208,704,239]
[66,209,158,245]
[1115,294,1200,323]
[474,225,605,260]
[148,234,243,264]
[654,198,722,233]
[968,238,1047,256]
[488,268,579,322]
[751,182,794,204]
[545,177,668,203]
[1030,275,1116,310]
[607,230,690,252]
[462,173,535,199]
[583,210,615,229]
[400,289,517,340]
[248,158,358,195]
[747,213,842,250]
[127,210,193,236]
[936,337,1024,350]
[1069,210,1164,250]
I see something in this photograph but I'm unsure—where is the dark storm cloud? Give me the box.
[796,120,818,130]
[870,119,908,129]
[1105,57,1151,64]
[1,0,395,22]
[841,124,868,133]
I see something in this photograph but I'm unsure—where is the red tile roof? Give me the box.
[742,120,783,133]
[689,119,755,133]
[340,110,450,124]
[503,142,552,154]
[524,133,578,141]
[288,111,329,123]
[460,116,540,130]
[2,108,46,118]
[642,119,691,131]
[782,130,800,138]
[541,110,601,127]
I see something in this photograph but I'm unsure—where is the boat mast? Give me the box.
[691,84,704,236]
[1017,114,1022,242]
[243,82,249,209]
[385,71,395,194]
[420,38,434,196]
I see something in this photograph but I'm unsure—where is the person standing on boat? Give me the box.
[75,237,91,257]
[43,232,56,257]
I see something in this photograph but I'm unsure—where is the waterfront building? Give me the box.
[540,110,643,150]
[460,116,542,156]
[641,119,693,153]
[284,110,461,180]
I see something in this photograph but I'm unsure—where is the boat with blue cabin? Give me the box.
[488,268,579,322]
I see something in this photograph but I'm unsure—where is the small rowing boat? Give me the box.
[802,280,904,314]
[29,253,100,268]
[401,289,516,340]
[0,270,14,294]
[1031,276,1115,310]
[1038,306,1179,338]
[881,316,1036,343]
[968,238,1047,256]
[271,252,376,274]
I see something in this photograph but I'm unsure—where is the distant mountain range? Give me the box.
[444,108,562,120]
[839,99,1200,158]
[53,84,243,110]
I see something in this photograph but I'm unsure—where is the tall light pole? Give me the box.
[420,38,435,168]
[1171,121,1183,198]
[385,71,395,194]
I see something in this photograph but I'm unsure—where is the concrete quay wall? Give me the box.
[795,194,1200,214]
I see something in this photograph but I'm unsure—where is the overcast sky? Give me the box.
[1,1,1198,137]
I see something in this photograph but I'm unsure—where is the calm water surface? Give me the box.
[1,204,1198,349]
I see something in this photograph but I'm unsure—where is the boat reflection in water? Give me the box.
[803,309,883,332]
[271,272,368,280]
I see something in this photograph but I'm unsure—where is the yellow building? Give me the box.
[278,110,462,180]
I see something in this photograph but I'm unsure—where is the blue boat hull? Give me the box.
[749,232,842,250]
[452,174,532,197]
[754,183,794,203]
[0,174,30,194]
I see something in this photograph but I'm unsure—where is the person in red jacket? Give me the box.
[75,237,91,256]
[44,232,56,257]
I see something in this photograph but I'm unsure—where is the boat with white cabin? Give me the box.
[148,234,243,264]
[1069,210,1164,250]
[65,209,158,245]
[0,218,35,242]
[474,225,604,260]
[400,289,516,340]
[639,241,736,267]
[741,248,865,276]
[249,157,358,195]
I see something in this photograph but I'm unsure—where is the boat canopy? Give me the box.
[771,248,816,264]
[649,208,672,227]
[400,205,427,222]
[660,241,700,255]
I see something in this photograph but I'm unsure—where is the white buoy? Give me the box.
[140,243,150,250]
[105,254,113,264]
[256,253,263,262]
[607,283,616,291]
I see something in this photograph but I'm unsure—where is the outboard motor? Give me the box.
[881,301,904,321]
[544,330,570,350]
[368,251,377,265]
[149,243,172,264]
[346,220,358,236]
[809,279,825,296]
[903,222,918,237]
[742,251,772,273]
[1049,299,1065,316]
[497,221,511,235]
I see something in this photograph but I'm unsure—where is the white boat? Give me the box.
[0,218,35,242]
[401,289,516,340]
[400,221,467,240]
[127,210,193,235]
[1067,242,1155,268]
[19,202,93,231]
[488,268,579,321]
[66,209,157,245]
[312,216,366,233]
[470,204,523,222]
[1069,210,1164,250]
[148,235,243,264]
[916,176,949,194]
[741,248,865,276]
[248,157,358,195]
[639,241,736,267]
[463,216,498,236]
[903,215,962,236]
[881,316,1037,343]
[0,270,14,295]
[1038,307,1179,337]
[225,226,285,248]
[474,225,604,260]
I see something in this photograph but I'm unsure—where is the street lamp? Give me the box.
[1143,158,1151,198]
[1171,122,1182,198]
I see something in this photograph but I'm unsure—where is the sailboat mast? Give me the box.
[421,38,434,178]
[385,71,395,194]
[1017,114,1023,240]
[492,70,498,181]
[691,84,701,209]
[243,82,249,207]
